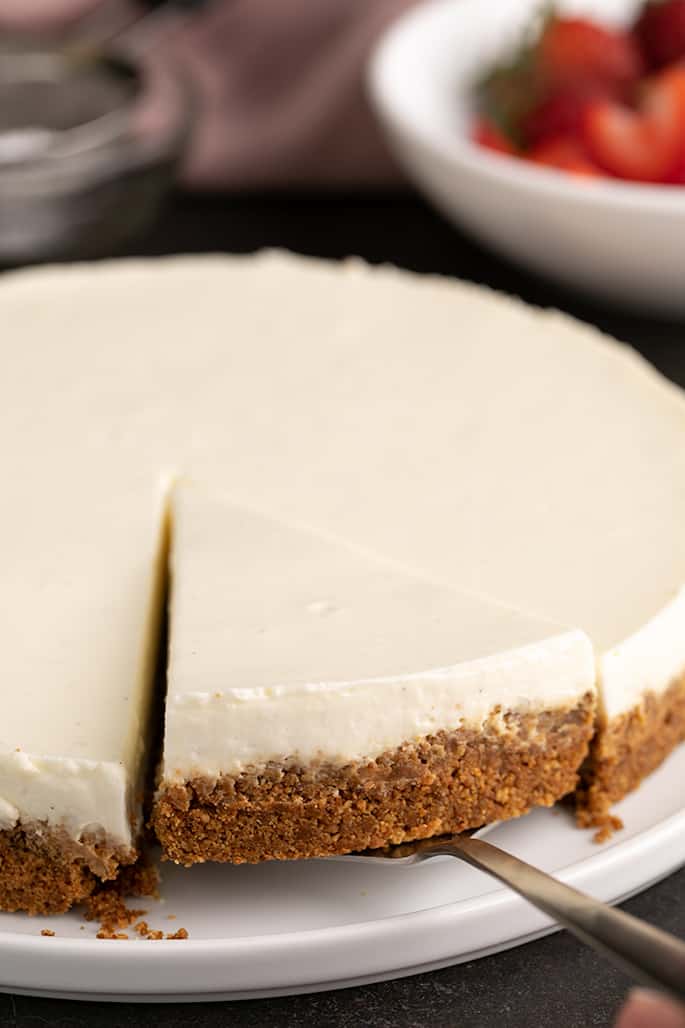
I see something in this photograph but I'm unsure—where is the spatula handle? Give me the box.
[439,835,685,1003]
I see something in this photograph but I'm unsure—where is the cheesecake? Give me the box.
[152,484,595,864]
[0,252,682,906]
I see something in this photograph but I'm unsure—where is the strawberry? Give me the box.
[537,17,643,96]
[476,14,643,148]
[521,87,598,146]
[582,63,685,181]
[664,151,685,180]
[472,116,518,155]
[634,0,685,69]
[529,135,603,176]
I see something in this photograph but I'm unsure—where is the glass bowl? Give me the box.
[0,45,192,263]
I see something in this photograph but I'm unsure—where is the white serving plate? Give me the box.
[368,0,685,314]
[1,743,684,1002]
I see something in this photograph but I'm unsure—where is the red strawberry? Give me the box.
[634,0,685,69]
[522,88,598,146]
[529,135,603,176]
[537,17,644,96]
[582,63,685,181]
[472,116,517,155]
[664,152,685,181]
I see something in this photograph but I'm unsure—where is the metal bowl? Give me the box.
[0,46,192,262]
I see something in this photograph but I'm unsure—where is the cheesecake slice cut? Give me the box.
[153,484,596,865]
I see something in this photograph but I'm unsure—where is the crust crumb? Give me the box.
[133,919,170,941]
[576,800,624,843]
[82,854,183,941]
[579,812,624,844]
[592,815,623,844]
[166,927,189,940]
[84,890,146,935]
[40,929,55,937]
[84,853,158,938]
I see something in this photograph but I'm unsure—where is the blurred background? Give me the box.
[1,0,684,318]
[0,0,414,262]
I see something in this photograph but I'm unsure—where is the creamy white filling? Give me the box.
[162,630,595,782]
[600,586,685,721]
[0,797,19,832]
[0,748,131,847]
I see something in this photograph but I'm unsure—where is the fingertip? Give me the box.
[614,989,685,1028]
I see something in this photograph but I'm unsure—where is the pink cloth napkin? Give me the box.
[0,0,417,187]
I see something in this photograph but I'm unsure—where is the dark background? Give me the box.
[2,190,684,1028]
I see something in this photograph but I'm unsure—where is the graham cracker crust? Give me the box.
[577,669,685,831]
[153,693,595,866]
[0,822,136,916]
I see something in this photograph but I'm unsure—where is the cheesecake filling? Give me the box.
[0,750,131,843]
[163,632,595,783]
[599,585,685,722]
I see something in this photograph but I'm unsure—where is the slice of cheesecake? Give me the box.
[152,484,596,865]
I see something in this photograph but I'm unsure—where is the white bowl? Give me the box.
[368,0,685,315]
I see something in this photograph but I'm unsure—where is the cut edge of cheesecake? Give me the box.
[152,481,598,866]
[0,494,170,916]
[578,671,685,831]
[576,582,685,831]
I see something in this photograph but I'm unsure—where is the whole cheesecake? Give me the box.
[0,253,683,910]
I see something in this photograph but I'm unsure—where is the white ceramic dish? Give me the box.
[1,742,684,1002]
[368,0,685,315]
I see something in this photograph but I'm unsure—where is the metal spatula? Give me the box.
[339,830,685,1003]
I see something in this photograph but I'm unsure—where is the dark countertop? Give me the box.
[3,191,684,1028]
